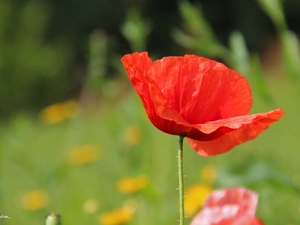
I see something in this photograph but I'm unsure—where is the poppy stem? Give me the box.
[177,135,185,225]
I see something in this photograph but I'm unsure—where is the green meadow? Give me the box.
[1,73,300,224]
[1,0,300,224]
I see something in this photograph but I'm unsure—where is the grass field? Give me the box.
[0,73,300,225]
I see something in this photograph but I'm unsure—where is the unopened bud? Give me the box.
[45,213,61,225]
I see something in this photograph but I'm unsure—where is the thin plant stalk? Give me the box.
[178,135,185,225]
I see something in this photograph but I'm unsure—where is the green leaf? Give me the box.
[121,8,152,52]
[280,31,300,82]
[178,1,214,40]
[250,54,273,103]
[229,31,250,75]
[217,161,298,193]
[257,0,286,31]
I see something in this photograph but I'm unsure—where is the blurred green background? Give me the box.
[1,0,300,224]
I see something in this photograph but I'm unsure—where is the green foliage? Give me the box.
[86,30,108,91]
[172,1,230,61]
[0,0,73,116]
[258,0,300,82]
[257,0,287,31]
[249,55,273,104]
[121,8,152,52]
[0,0,300,224]
[280,31,300,81]
[0,76,299,224]
[229,31,250,76]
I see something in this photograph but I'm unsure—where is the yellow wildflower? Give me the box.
[21,189,50,211]
[184,184,211,216]
[40,100,80,124]
[68,145,100,165]
[117,175,149,194]
[123,126,142,146]
[99,203,135,225]
[201,164,217,184]
[83,198,99,214]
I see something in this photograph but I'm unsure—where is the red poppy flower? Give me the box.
[121,52,284,156]
[190,187,264,225]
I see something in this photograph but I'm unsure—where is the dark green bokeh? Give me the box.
[0,0,300,117]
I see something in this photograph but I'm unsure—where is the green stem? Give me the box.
[178,135,185,225]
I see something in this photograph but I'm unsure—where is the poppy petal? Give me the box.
[190,208,263,225]
[190,188,264,225]
[187,108,285,156]
[148,55,252,124]
[203,187,258,216]
[229,216,265,225]
[121,52,193,135]
[190,205,239,225]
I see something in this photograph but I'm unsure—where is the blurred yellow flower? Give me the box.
[83,198,99,214]
[99,203,135,225]
[40,100,80,124]
[117,175,149,194]
[123,126,142,146]
[21,189,50,211]
[68,145,100,165]
[201,164,217,184]
[184,184,211,216]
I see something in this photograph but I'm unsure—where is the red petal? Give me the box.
[148,55,252,124]
[204,188,258,216]
[121,52,194,135]
[251,218,265,225]
[190,188,264,225]
[190,206,239,225]
[214,216,264,225]
[217,217,264,225]
[190,208,263,225]
[187,108,285,156]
